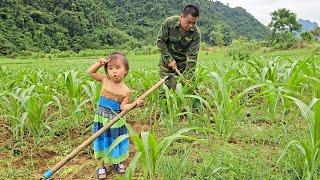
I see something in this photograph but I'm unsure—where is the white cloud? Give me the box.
[217,0,320,25]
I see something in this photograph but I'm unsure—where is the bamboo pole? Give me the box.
[43,76,168,179]
[173,66,183,77]
[173,66,191,86]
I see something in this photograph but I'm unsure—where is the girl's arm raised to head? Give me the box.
[86,58,109,82]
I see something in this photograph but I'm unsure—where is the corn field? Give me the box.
[0,47,320,179]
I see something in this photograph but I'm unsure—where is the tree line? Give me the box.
[0,0,270,56]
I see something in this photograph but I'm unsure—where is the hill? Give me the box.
[298,19,319,33]
[0,0,270,55]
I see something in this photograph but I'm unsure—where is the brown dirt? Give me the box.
[2,118,155,179]
[26,146,135,179]
[85,102,94,112]
[129,119,153,133]
[228,136,280,147]
[37,149,57,159]
[36,120,152,179]
[47,105,60,116]
[0,119,10,144]
[0,152,6,159]
[254,120,271,127]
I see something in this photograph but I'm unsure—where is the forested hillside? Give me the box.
[0,0,270,55]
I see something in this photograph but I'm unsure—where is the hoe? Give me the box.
[42,77,167,179]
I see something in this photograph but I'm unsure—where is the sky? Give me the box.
[217,0,320,26]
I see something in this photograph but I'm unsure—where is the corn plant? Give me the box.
[1,86,36,141]
[244,56,309,120]
[0,66,11,85]
[160,147,194,180]
[82,80,99,108]
[301,54,320,95]
[0,66,8,76]
[28,69,45,84]
[124,70,162,123]
[161,85,182,132]
[209,70,235,136]
[64,70,84,100]
[278,87,320,179]
[161,80,210,131]
[124,125,199,179]
[127,69,158,91]
[246,58,282,119]
[0,66,16,92]
[208,67,270,138]
[64,70,88,114]
[175,84,199,115]
[281,56,319,115]
[25,95,53,139]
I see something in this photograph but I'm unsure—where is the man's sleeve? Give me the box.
[185,34,200,79]
[157,19,173,65]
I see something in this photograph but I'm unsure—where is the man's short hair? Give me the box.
[182,4,199,17]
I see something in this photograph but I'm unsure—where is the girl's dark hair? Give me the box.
[104,52,129,75]
[182,4,199,17]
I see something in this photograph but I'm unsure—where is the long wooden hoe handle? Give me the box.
[42,76,168,179]
[173,66,183,77]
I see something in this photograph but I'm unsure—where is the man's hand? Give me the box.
[167,60,177,69]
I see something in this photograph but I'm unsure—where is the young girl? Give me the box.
[87,52,143,179]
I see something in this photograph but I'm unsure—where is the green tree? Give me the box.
[301,31,314,42]
[209,31,224,48]
[0,0,270,56]
[311,27,320,41]
[268,8,300,49]
[0,34,14,55]
[208,23,233,47]
[54,32,70,51]
[269,8,301,34]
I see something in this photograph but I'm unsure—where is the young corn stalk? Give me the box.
[0,66,13,91]
[163,66,213,128]
[125,70,162,123]
[281,55,319,116]
[278,86,320,179]
[175,83,205,119]
[208,67,268,138]
[161,85,181,132]
[245,57,281,120]
[160,147,194,180]
[64,70,89,114]
[3,86,35,141]
[25,94,53,140]
[124,124,199,180]
[244,57,307,121]
[161,81,207,133]
[82,80,99,110]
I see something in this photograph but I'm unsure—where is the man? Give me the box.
[157,4,200,89]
